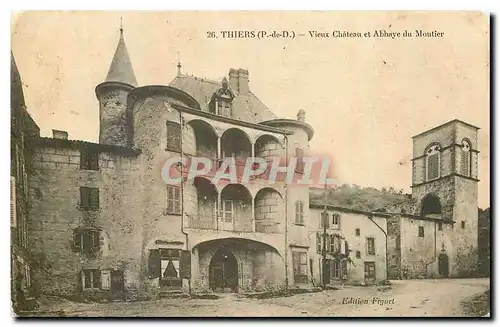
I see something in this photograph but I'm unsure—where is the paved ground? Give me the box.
[34,278,490,317]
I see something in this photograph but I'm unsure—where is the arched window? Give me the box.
[460,139,471,176]
[425,144,441,181]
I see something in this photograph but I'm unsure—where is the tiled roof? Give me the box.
[169,74,277,123]
[34,137,140,156]
[11,52,25,110]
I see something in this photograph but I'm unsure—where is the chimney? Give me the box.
[52,129,68,140]
[237,68,249,96]
[227,68,249,96]
[228,68,238,93]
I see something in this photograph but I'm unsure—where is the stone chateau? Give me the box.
[11,28,479,304]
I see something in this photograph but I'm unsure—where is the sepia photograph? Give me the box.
[10,11,490,317]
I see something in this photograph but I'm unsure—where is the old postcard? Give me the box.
[10,11,490,317]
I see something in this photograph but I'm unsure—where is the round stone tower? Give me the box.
[95,27,137,146]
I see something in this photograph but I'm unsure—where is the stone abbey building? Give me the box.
[11,28,480,302]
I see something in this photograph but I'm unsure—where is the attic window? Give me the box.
[217,100,232,117]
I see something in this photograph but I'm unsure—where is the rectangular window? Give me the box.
[80,187,99,210]
[73,229,100,253]
[418,226,424,237]
[221,200,234,222]
[295,201,304,225]
[461,221,465,229]
[355,228,360,236]
[292,252,308,283]
[366,237,375,255]
[332,213,340,229]
[295,148,304,174]
[80,149,99,171]
[330,235,341,253]
[218,100,232,117]
[166,121,181,152]
[166,185,181,215]
[438,223,443,231]
[320,212,329,228]
[82,269,101,289]
[356,251,361,259]
[149,249,183,288]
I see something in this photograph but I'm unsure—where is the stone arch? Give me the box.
[421,193,442,217]
[192,177,218,230]
[220,184,253,232]
[221,128,252,164]
[255,134,283,160]
[186,119,218,158]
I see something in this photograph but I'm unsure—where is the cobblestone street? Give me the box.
[33,278,489,317]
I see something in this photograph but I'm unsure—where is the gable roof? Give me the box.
[169,74,277,123]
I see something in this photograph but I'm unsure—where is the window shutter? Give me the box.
[10,177,16,228]
[101,270,111,290]
[365,238,369,255]
[80,152,87,170]
[174,187,181,214]
[80,187,89,209]
[180,250,191,278]
[90,152,99,171]
[90,188,99,209]
[344,241,349,256]
[76,271,83,292]
[316,232,321,254]
[73,229,82,251]
[326,235,331,253]
[321,212,329,228]
[93,270,101,289]
[341,260,348,278]
[92,231,100,251]
[149,250,161,278]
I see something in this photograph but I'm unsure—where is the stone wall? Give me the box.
[254,188,283,233]
[28,145,143,299]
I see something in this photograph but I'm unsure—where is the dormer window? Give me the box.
[218,100,232,117]
[425,144,441,181]
[210,77,235,117]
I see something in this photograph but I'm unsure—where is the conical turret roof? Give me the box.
[105,29,137,87]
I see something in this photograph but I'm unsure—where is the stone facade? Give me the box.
[387,120,480,279]
[16,29,482,305]
[308,206,388,285]
[23,30,318,301]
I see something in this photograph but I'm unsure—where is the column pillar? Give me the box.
[251,196,256,232]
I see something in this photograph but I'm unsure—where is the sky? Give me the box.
[11,11,490,208]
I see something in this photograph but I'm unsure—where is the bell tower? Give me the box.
[411,119,479,276]
[95,24,137,146]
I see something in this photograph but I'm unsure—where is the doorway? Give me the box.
[364,262,376,284]
[209,248,238,292]
[110,270,124,300]
[438,253,449,277]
